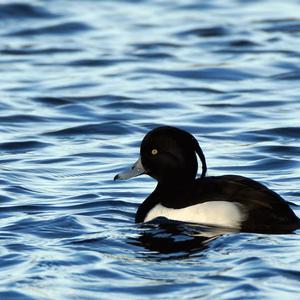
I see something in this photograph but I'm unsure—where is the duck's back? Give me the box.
[194,175,300,233]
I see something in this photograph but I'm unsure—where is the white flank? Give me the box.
[144,201,246,229]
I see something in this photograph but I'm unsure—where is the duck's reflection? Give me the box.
[128,217,235,258]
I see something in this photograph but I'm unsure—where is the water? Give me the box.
[0,0,300,299]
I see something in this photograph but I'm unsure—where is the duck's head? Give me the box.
[114,126,207,184]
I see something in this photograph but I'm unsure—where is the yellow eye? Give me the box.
[151,149,158,155]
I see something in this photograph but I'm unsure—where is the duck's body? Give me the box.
[115,126,300,233]
[136,175,299,233]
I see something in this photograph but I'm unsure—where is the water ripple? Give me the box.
[139,67,258,81]
[9,22,91,36]
[0,140,51,152]
[178,26,229,37]
[0,0,299,299]
[44,121,135,136]
[0,3,57,19]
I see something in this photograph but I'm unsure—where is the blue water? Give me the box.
[1,0,300,299]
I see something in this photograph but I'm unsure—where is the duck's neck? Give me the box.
[155,178,195,209]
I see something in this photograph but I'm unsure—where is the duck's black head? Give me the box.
[115,126,207,184]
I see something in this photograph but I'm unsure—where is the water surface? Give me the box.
[0,0,300,299]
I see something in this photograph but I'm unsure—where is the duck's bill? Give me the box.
[114,157,145,180]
